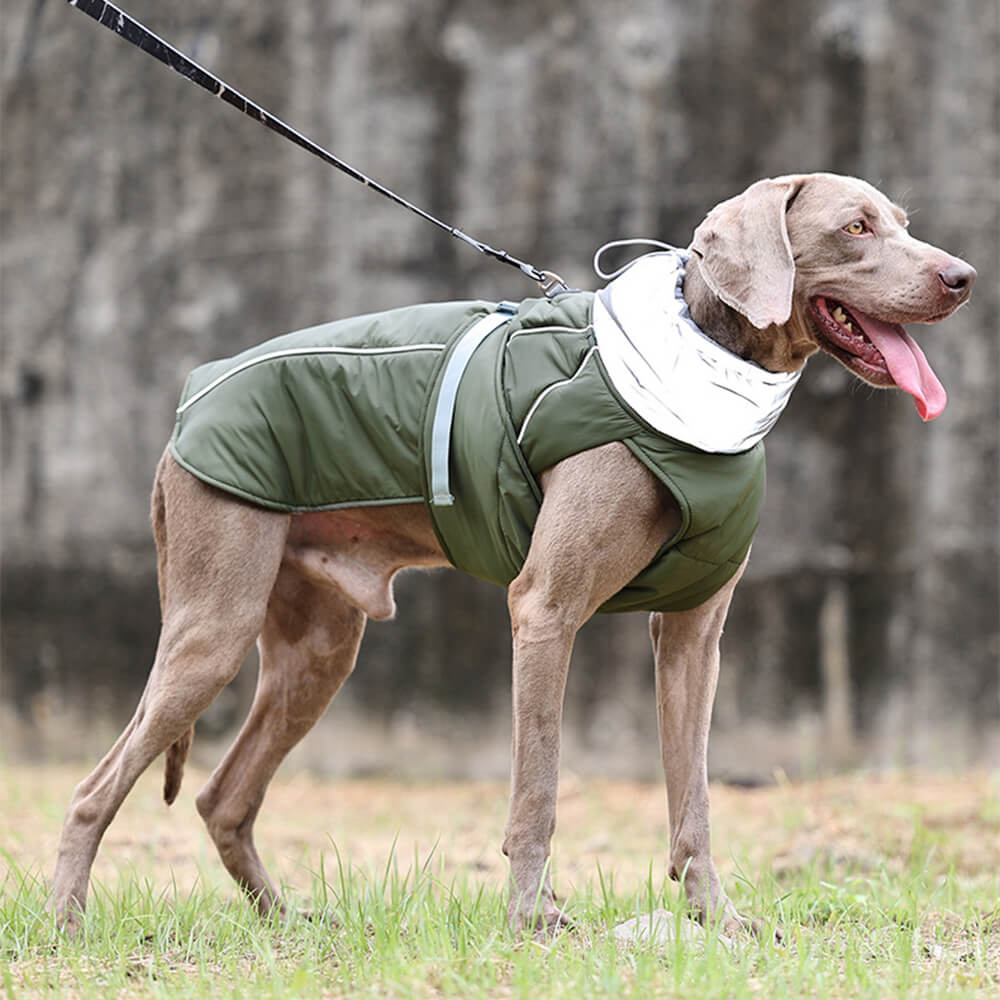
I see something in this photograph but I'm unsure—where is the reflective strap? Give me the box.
[430,303,517,506]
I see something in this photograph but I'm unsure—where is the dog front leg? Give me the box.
[498,444,676,937]
[650,553,755,937]
[502,568,578,936]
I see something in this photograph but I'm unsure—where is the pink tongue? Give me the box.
[852,308,948,420]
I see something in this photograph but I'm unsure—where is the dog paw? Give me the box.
[293,906,341,929]
[720,911,783,945]
[509,899,574,940]
[533,907,574,941]
[50,905,84,940]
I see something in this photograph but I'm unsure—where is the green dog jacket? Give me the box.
[170,291,765,614]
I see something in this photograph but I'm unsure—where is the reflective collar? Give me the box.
[592,249,800,454]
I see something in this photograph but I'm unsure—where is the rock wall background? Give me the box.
[2,0,997,779]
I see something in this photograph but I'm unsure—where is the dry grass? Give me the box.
[5,764,997,896]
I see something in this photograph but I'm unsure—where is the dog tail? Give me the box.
[151,455,192,805]
[163,726,194,805]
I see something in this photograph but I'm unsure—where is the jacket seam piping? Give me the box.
[177,343,445,414]
[515,345,599,445]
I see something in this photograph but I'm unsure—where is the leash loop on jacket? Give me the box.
[593,238,679,281]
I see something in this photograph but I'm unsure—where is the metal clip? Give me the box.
[536,269,570,298]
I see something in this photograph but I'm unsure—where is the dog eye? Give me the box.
[844,220,870,236]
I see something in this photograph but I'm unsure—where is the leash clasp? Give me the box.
[536,269,570,298]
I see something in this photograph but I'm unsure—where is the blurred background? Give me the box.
[2,0,997,782]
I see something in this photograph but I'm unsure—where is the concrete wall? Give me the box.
[2,0,997,778]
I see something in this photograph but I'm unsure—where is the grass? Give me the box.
[1,765,998,998]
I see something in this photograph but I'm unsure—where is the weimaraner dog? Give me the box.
[50,173,975,938]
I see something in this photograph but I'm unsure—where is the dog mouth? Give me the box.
[808,296,947,420]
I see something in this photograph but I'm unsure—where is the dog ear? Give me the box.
[689,177,804,330]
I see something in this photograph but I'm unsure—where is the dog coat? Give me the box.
[170,254,796,614]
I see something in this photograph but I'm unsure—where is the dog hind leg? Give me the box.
[194,566,366,916]
[48,458,289,933]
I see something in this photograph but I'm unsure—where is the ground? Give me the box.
[2,764,998,998]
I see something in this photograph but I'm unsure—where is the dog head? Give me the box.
[689,173,976,420]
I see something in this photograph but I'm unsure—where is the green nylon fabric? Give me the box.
[170,301,489,510]
[170,292,765,614]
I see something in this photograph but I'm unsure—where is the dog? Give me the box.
[49,173,975,938]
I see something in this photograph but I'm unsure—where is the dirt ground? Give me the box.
[3,764,999,906]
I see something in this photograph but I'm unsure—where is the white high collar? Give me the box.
[592,249,800,454]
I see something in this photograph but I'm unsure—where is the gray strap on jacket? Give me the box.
[430,302,517,506]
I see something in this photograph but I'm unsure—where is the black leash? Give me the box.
[65,0,570,297]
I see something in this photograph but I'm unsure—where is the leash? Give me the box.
[64,0,570,298]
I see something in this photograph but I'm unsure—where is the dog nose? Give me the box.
[939,259,977,296]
